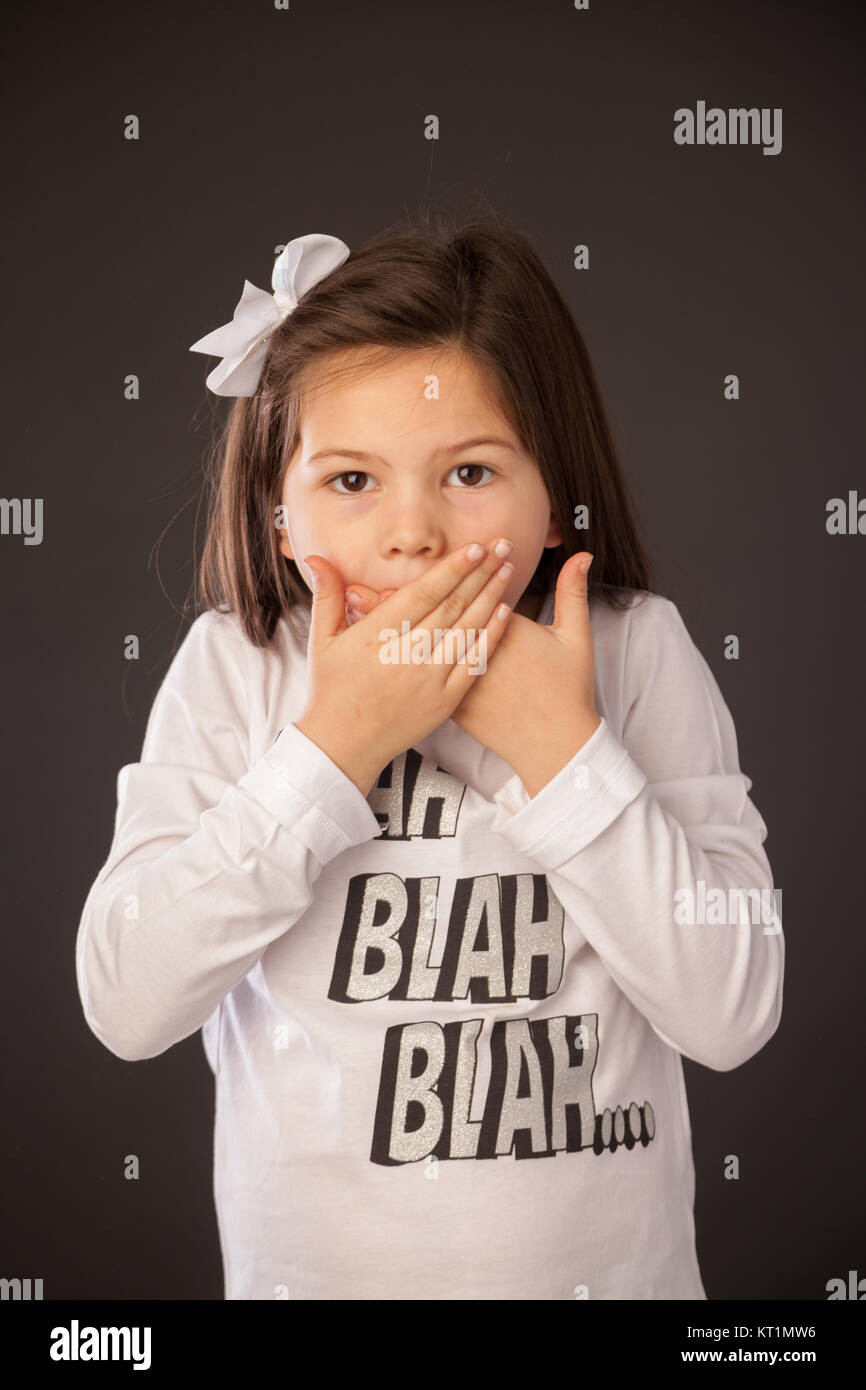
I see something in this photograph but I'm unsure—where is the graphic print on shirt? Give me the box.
[327,747,656,1166]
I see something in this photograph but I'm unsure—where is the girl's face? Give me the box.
[277,347,562,617]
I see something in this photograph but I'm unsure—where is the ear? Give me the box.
[277,530,293,561]
[545,515,563,547]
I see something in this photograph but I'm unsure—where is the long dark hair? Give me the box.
[195,209,654,648]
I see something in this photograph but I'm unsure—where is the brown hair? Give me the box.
[195,208,654,648]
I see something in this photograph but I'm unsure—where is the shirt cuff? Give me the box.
[490,717,648,868]
[238,722,383,864]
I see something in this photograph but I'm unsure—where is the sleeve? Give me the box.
[490,594,784,1073]
[75,611,383,1063]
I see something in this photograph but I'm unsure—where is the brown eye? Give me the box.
[451,464,494,487]
[330,471,372,493]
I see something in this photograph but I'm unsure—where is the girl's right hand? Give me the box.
[293,540,515,796]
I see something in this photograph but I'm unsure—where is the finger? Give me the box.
[370,542,488,632]
[341,585,403,619]
[305,555,348,642]
[434,543,515,645]
[343,587,394,627]
[552,552,593,633]
[428,540,517,636]
[440,598,514,690]
[378,539,513,636]
[343,583,379,612]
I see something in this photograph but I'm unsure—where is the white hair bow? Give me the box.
[189,232,351,396]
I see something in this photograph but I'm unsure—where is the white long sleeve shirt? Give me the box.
[75,585,784,1300]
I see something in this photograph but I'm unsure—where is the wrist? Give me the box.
[293,715,383,798]
[511,712,601,799]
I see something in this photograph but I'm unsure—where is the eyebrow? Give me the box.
[307,436,519,466]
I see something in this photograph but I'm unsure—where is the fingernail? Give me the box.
[578,555,593,575]
[494,539,514,559]
[346,590,361,606]
[466,543,486,561]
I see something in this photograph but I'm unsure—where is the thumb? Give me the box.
[552,552,593,632]
[305,555,347,641]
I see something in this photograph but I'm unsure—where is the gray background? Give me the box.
[1,0,862,1299]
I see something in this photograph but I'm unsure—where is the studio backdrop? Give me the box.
[1,0,863,1306]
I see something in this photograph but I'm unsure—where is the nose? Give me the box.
[378,492,449,567]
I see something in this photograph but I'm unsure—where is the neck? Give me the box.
[514,587,545,621]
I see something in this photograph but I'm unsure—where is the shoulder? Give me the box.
[624,589,693,666]
[595,590,739,780]
[590,587,687,669]
[189,604,253,647]
[594,587,681,632]
[160,607,257,687]
[172,605,288,670]
[158,604,304,732]
[147,606,281,729]
[140,608,266,771]
[608,589,709,705]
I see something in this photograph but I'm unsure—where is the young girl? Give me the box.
[75,217,784,1301]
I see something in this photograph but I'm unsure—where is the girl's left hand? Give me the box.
[344,553,601,786]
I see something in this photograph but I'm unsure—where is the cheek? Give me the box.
[281,490,329,556]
